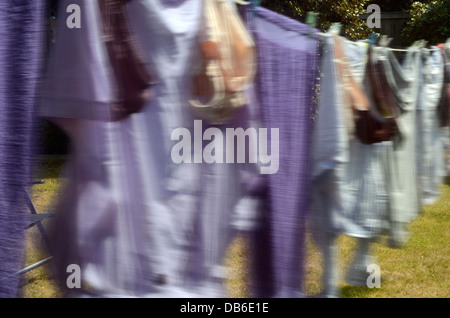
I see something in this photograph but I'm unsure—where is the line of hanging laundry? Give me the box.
[32,0,450,299]
[239,3,450,298]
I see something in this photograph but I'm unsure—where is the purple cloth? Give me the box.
[249,7,320,297]
[0,0,45,297]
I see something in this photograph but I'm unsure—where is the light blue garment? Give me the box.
[339,41,391,239]
[415,48,445,206]
[310,35,349,241]
[311,36,389,239]
[310,36,388,297]
[311,35,349,180]
[380,46,421,228]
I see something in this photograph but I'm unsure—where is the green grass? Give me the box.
[226,181,450,298]
[20,159,450,298]
[19,158,65,298]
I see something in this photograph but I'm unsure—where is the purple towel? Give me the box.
[0,1,45,297]
[249,7,320,297]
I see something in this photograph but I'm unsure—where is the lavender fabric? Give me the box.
[40,0,115,122]
[0,0,44,297]
[47,0,205,297]
[47,0,259,298]
[249,7,320,297]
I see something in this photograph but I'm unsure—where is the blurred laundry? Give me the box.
[0,0,46,297]
[41,0,261,297]
[415,48,445,207]
[15,0,450,299]
[310,31,449,296]
[378,44,422,246]
[248,7,320,298]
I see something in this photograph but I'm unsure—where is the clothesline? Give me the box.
[316,32,444,53]
[390,47,440,52]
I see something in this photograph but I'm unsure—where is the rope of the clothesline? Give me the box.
[317,32,441,52]
[389,47,438,52]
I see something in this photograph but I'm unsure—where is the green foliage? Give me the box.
[367,0,414,12]
[261,0,373,40]
[259,0,449,45]
[401,0,450,44]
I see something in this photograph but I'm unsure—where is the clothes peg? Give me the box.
[378,35,392,47]
[306,12,319,38]
[247,0,260,20]
[368,32,380,45]
[306,11,319,29]
[252,0,261,9]
[412,40,426,48]
[328,22,342,35]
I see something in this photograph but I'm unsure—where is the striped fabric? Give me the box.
[0,0,45,297]
[249,7,320,298]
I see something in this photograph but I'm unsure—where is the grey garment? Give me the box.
[311,36,390,240]
[416,48,446,206]
[379,46,421,226]
[340,140,391,238]
[443,126,450,175]
[339,40,390,238]
[311,35,349,180]
[310,35,349,239]
[310,37,387,298]
[443,42,450,174]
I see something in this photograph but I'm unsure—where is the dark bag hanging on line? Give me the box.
[98,0,156,121]
[333,36,401,145]
[355,46,401,145]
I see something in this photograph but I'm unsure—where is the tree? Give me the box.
[401,0,450,44]
[260,0,373,40]
[259,0,449,45]
[367,0,414,12]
